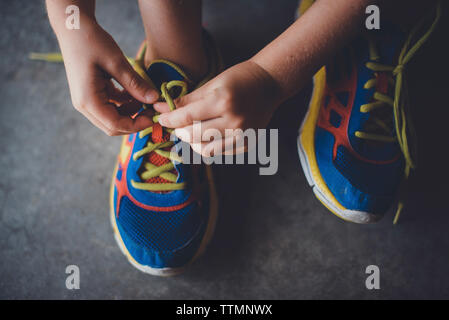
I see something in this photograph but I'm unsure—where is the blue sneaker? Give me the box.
[297,3,441,223]
[110,33,222,275]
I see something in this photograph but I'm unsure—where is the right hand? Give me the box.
[57,20,159,136]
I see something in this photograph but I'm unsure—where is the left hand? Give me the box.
[155,60,281,156]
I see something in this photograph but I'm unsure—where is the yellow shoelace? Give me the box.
[353,2,441,223]
[30,52,188,192]
[121,57,189,192]
[129,117,186,192]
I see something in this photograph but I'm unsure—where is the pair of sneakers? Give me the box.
[111,3,441,275]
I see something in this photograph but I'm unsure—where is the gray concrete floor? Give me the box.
[1,0,449,299]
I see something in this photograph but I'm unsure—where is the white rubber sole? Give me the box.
[109,165,219,276]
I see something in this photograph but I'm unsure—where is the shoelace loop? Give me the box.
[29,52,190,192]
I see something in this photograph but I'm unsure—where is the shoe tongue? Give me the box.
[349,26,405,161]
[146,123,172,186]
[151,123,164,143]
[145,60,191,89]
[369,22,405,64]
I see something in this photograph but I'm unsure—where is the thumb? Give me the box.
[107,56,159,104]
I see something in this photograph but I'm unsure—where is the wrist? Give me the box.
[245,59,283,110]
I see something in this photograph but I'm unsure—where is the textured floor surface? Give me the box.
[0,0,449,299]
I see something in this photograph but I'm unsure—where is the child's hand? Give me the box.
[57,21,159,135]
[154,61,281,155]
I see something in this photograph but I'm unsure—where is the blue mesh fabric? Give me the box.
[117,197,204,252]
[334,145,403,195]
[314,127,397,214]
[146,62,185,92]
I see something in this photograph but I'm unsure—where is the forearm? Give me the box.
[251,0,375,102]
[46,0,96,37]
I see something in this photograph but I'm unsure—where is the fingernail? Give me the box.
[145,90,159,102]
[158,114,167,126]
[153,102,162,111]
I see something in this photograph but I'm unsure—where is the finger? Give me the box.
[106,80,132,104]
[104,56,159,104]
[190,137,247,158]
[81,101,153,136]
[174,87,206,108]
[78,106,116,135]
[153,101,171,114]
[158,95,222,128]
[153,87,206,113]
[222,138,248,155]
[174,118,227,143]
[115,99,143,116]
